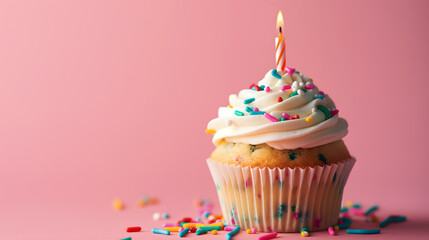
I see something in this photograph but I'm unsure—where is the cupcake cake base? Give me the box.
[207,157,355,232]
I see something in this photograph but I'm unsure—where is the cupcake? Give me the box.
[206,68,355,232]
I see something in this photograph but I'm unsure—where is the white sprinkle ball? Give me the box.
[153,212,161,221]
[226,119,232,126]
[298,90,305,96]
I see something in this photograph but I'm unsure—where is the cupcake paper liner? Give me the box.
[207,157,355,232]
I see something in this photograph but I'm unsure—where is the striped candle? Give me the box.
[275,11,286,73]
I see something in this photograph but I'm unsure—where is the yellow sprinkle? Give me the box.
[344,200,354,208]
[228,105,233,108]
[183,223,207,228]
[164,227,180,232]
[305,116,313,122]
[137,199,146,207]
[246,229,252,234]
[205,129,216,134]
[112,198,123,211]
[209,222,224,229]
[211,230,218,235]
[301,231,309,237]
[333,225,339,231]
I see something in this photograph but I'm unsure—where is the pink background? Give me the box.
[1,0,428,239]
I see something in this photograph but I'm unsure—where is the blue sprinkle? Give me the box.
[337,218,352,229]
[244,98,255,104]
[260,85,265,90]
[392,216,406,222]
[245,106,253,113]
[346,229,381,234]
[316,94,324,99]
[353,203,361,209]
[365,205,378,216]
[380,216,393,228]
[179,228,190,237]
[318,154,328,164]
[162,212,169,219]
[340,207,349,213]
[250,111,266,115]
[203,211,210,218]
[271,69,282,79]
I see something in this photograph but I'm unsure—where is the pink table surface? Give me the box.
[1,0,429,239]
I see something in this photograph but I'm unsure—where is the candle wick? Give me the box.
[279,26,282,34]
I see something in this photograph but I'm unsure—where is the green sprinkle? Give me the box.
[288,152,297,160]
[244,98,255,104]
[289,91,298,97]
[280,117,286,121]
[198,226,221,231]
[365,205,378,216]
[195,229,208,235]
[291,205,296,212]
[235,110,244,116]
[245,106,253,113]
[121,237,132,240]
[301,227,309,232]
[353,203,361,209]
[250,111,265,115]
[346,229,381,234]
[317,105,332,118]
[392,216,406,222]
[318,154,328,164]
[341,207,348,212]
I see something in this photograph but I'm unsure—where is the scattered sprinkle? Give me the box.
[330,109,339,117]
[258,232,278,240]
[265,86,271,92]
[346,229,381,234]
[164,227,181,232]
[212,230,218,235]
[365,205,379,216]
[178,228,190,237]
[151,228,170,235]
[205,129,216,134]
[244,98,255,104]
[301,231,309,237]
[305,116,313,122]
[234,110,244,116]
[328,226,335,236]
[228,105,233,108]
[253,107,259,111]
[277,97,283,102]
[252,228,257,234]
[289,91,298,97]
[245,106,253,113]
[316,94,324,99]
[121,237,131,240]
[264,113,278,122]
[153,212,161,221]
[246,229,252,234]
[126,226,141,232]
[226,226,240,240]
[113,198,124,211]
[162,213,169,219]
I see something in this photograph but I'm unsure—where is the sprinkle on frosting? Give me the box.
[206,68,348,149]
[244,98,255,104]
[205,129,216,134]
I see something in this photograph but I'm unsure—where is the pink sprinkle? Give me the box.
[285,67,296,75]
[253,107,259,111]
[318,91,325,96]
[163,223,180,227]
[189,220,203,223]
[251,228,257,234]
[293,212,300,219]
[305,84,315,90]
[265,86,270,92]
[267,226,273,232]
[224,226,235,231]
[328,226,335,236]
[215,219,222,223]
[281,113,290,120]
[258,232,277,240]
[264,113,278,122]
[179,227,184,232]
[231,218,236,225]
[349,208,365,216]
[281,85,291,91]
[330,109,339,117]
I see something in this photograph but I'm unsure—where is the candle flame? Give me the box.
[276,11,284,33]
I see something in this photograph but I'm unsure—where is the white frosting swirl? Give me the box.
[207,69,348,149]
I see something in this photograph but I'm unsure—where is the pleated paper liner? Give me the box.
[207,157,355,232]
